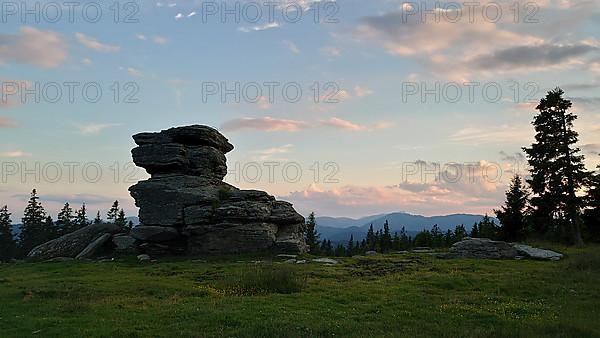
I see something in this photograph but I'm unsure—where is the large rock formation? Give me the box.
[128,125,308,254]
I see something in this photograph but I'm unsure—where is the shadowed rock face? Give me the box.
[128,125,308,254]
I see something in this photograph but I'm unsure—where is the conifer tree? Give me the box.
[19,189,48,254]
[74,203,89,230]
[347,234,354,256]
[495,175,530,241]
[0,205,16,261]
[381,220,392,252]
[366,224,376,250]
[477,215,498,239]
[107,201,120,223]
[470,222,479,237]
[523,88,587,245]
[304,212,320,253]
[93,211,102,224]
[56,202,74,235]
[115,209,127,227]
[454,224,467,241]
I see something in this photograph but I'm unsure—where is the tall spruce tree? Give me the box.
[381,220,392,252]
[305,212,320,253]
[74,203,89,230]
[107,201,120,223]
[19,189,48,254]
[0,205,16,261]
[93,211,102,224]
[495,175,530,241]
[523,88,587,245]
[56,202,74,235]
[115,209,127,227]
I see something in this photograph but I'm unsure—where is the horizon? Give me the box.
[1,0,599,221]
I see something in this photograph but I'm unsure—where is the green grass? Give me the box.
[0,245,599,337]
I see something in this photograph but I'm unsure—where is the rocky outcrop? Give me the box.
[128,125,308,254]
[448,238,563,261]
[28,223,126,261]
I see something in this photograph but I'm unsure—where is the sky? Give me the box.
[1,0,599,221]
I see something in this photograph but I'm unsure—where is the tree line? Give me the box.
[305,88,600,254]
[0,189,132,261]
[304,212,499,257]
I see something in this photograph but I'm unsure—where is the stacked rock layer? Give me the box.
[128,125,308,254]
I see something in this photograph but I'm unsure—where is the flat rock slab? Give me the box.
[131,226,180,242]
[28,223,125,261]
[112,235,138,250]
[450,238,518,259]
[312,258,339,264]
[513,244,563,261]
[76,233,112,260]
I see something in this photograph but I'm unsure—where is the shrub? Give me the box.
[225,264,305,295]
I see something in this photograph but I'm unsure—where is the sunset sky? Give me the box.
[1,0,599,220]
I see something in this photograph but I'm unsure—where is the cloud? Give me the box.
[582,143,600,156]
[153,36,168,44]
[251,144,294,161]
[75,33,120,52]
[0,151,30,158]
[283,177,505,218]
[320,117,366,131]
[127,67,143,78]
[238,22,280,33]
[321,46,341,57]
[470,43,597,71]
[76,123,121,135]
[499,151,526,163]
[221,117,309,132]
[450,125,532,143]
[81,58,93,65]
[0,26,67,68]
[283,40,300,54]
[0,116,17,128]
[354,85,373,97]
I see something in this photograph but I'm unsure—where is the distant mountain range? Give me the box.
[316,212,495,243]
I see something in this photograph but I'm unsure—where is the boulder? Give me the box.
[131,226,180,242]
[449,238,518,259]
[312,258,339,265]
[112,235,138,251]
[137,254,151,262]
[76,233,112,260]
[513,244,563,261]
[366,251,378,256]
[28,224,125,261]
[128,125,308,255]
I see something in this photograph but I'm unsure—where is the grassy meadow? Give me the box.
[0,244,599,337]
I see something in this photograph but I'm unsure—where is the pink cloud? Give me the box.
[221,117,309,132]
[0,26,67,68]
[320,117,366,131]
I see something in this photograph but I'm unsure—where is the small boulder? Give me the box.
[131,226,180,242]
[137,254,151,262]
[512,244,563,261]
[312,258,339,265]
[366,251,378,256]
